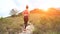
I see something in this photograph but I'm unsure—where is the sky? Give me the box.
[0,0,60,17]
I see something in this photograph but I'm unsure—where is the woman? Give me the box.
[22,5,29,30]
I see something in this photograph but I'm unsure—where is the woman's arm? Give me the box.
[22,10,24,15]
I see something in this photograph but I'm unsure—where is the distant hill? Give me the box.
[30,8,44,14]
[30,8,60,15]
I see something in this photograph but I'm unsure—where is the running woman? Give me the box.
[22,5,30,30]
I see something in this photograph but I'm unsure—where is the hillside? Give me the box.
[29,8,60,34]
[0,8,60,34]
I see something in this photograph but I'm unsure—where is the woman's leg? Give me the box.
[24,16,28,29]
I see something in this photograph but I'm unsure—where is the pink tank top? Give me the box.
[23,10,29,16]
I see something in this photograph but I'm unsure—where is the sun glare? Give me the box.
[43,8,48,11]
[39,7,49,12]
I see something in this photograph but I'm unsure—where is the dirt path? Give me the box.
[19,23,35,34]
